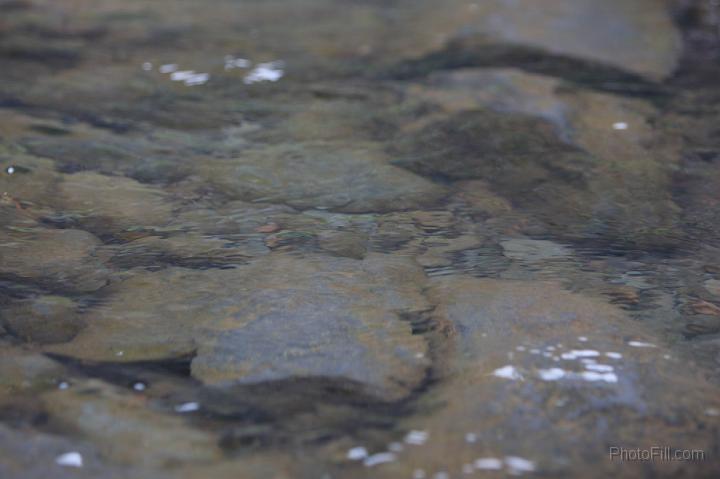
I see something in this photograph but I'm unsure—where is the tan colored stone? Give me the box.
[0,226,109,292]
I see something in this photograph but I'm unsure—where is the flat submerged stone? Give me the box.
[49,253,430,401]
[194,143,447,213]
[366,276,720,477]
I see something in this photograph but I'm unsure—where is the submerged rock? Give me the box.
[43,380,222,467]
[500,238,572,263]
[192,253,430,400]
[424,0,681,81]
[0,423,145,479]
[0,296,84,344]
[106,232,269,268]
[49,253,431,400]
[173,201,300,236]
[396,68,683,249]
[0,351,65,399]
[0,156,175,236]
[194,143,447,213]
[56,172,174,235]
[0,226,110,293]
[368,277,720,477]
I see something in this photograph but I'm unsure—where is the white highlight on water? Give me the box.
[224,55,251,70]
[55,452,83,468]
[169,70,210,86]
[538,368,566,381]
[363,452,396,467]
[174,402,200,413]
[404,430,429,445]
[505,456,536,474]
[561,350,600,360]
[585,364,614,373]
[579,371,618,383]
[474,457,503,470]
[244,61,285,84]
[492,365,523,380]
[347,446,368,460]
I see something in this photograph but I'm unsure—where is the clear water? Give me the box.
[1,1,720,478]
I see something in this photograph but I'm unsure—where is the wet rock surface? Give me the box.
[0,225,110,293]
[0,295,84,344]
[365,277,720,478]
[1,0,720,478]
[193,143,447,213]
[49,253,430,401]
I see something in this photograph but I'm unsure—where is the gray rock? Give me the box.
[190,143,447,213]
[49,253,431,400]
[192,253,431,400]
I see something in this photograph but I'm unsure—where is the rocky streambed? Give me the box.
[1,0,720,478]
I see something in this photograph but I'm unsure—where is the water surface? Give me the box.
[1,1,720,478]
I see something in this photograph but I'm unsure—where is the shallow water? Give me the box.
[1,0,720,478]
